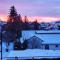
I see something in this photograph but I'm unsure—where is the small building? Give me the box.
[27,35,60,50]
[22,30,60,50]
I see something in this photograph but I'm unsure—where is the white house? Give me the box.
[21,30,60,50]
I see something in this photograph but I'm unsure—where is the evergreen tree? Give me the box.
[34,19,39,30]
[8,6,17,22]
[22,39,28,50]
[14,40,22,50]
[6,6,22,38]
[24,16,29,30]
[5,6,22,50]
[7,6,22,31]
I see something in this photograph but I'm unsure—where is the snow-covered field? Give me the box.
[2,41,60,59]
[2,42,13,60]
[1,30,60,60]
[8,49,60,58]
[2,49,60,60]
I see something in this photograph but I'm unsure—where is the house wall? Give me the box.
[49,44,60,50]
[42,44,60,50]
[41,44,46,49]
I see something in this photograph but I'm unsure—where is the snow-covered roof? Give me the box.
[28,36,43,42]
[22,30,60,44]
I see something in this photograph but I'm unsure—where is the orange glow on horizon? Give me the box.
[0,15,7,22]
[26,16,60,23]
[0,15,60,23]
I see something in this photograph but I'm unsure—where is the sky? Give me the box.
[0,0,60,22]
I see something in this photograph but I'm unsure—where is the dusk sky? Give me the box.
[0,0,60,22]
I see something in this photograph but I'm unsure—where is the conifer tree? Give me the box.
[34,19,39,30]
[24,16,29,30]
[5,6,22,50]
[6,6,22,38]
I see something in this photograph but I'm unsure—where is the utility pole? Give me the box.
[0,25,2,60]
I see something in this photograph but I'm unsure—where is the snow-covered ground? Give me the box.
[7,49,60,59]
[2,42,13,60]
[2,49,60,60]
[2,30,60,60]
[2,42,60,59]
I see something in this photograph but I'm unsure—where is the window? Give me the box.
[45,44,49,49]
[56,45,58,47]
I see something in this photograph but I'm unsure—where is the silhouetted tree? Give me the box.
[7,6,22,39]
[14,40,22,50]
[5,6,22,50]
[24,16,29,30]
[22,39,28,50]
[34,19,39,30]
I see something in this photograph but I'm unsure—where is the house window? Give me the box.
[45,45,49,49]
[56,45,58,47]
